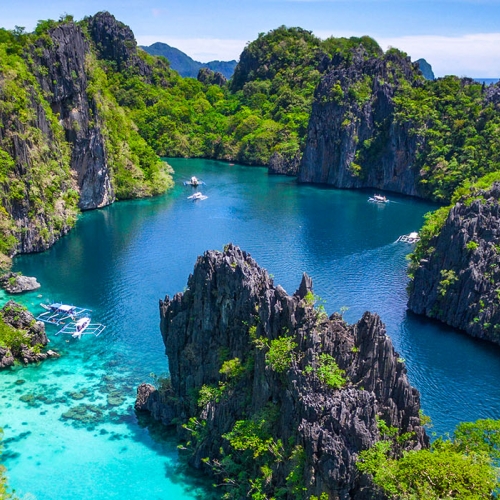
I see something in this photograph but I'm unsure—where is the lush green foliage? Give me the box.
[305,353,347,389]
[219,357,245,380]
[0,303,44,356]
[197,383,227,407]
[357,419,500,499]
[255,335,297,373]
[0,318,27,352]
[0,18,178,265]
[85,52,173,199]
[108,26,382,167]
[0,26,79,261]
[208,404,303,499]
[394,76,500,202]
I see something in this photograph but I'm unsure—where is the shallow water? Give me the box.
[3,158,500,498]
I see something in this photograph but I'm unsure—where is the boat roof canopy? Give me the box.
[57,304,75,312]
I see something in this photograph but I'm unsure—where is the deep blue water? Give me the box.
[2,158,500,498]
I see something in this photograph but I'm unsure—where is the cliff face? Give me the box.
[0,12,172,262]
[408,184,500,345]
[31,22,114,210]
[138,244,427,499]
[298,49,423,195]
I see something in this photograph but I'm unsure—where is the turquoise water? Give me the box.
[3,158,500,498]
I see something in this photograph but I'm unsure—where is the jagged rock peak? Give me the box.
[87,11,152,78]
[408,183,500,344]
[197,67,227,86]
[139,244,428,499]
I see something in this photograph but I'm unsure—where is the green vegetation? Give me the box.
[197,383,227,407]
[0,303,45,359]
[254,335,298,373]
[438,269,459,297]
[394,76,500,203]
[85,52,173,199]
[0,16,176,265]
[219,357,245,380]
[357,418,500,499]
[305,353,347,389]
[466,240,479,252]
[0,24,79,263]
[200,404,313,499]
[108,25,382,167]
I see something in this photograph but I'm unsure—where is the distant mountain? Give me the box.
[140,42,237,79]
[415,58,435,80]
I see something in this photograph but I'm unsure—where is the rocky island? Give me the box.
[0,272,40,294]
[137,244,428,499]
[408,183,500,345]
[0,300,57,368]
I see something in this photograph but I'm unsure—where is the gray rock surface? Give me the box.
[32,22,114,211]
[298,48,424,196]
[0,301,52,368]
[268,151,301,176]
[197,67,227,87]
[138,244,427,498]
[88,12,153,79]
[408,183,500,344]
[0,272,40,294]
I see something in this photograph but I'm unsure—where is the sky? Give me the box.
[1,0,499,77]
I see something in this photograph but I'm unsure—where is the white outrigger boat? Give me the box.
[184,176,205,187]
[37,302,91,325]
[368,194,389,203]
[55,316,106,339]
[187,192,208,201]
[397,232,420,244]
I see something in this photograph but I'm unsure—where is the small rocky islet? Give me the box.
[0,300,58,368]
[136,244,428,499]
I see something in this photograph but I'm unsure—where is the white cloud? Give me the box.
[376,33,500,77]
[136,36,247,62]
[315,30,500,77]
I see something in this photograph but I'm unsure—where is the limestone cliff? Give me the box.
[408,183,500,345]
[30,21,114,210]
[298,48,424,195]
[0,13,171,262]
[137,244,427,499]
[415,58,435,80]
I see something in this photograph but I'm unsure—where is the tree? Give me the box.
[357,419,500,499]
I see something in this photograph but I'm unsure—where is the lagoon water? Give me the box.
[3,158,500,499]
